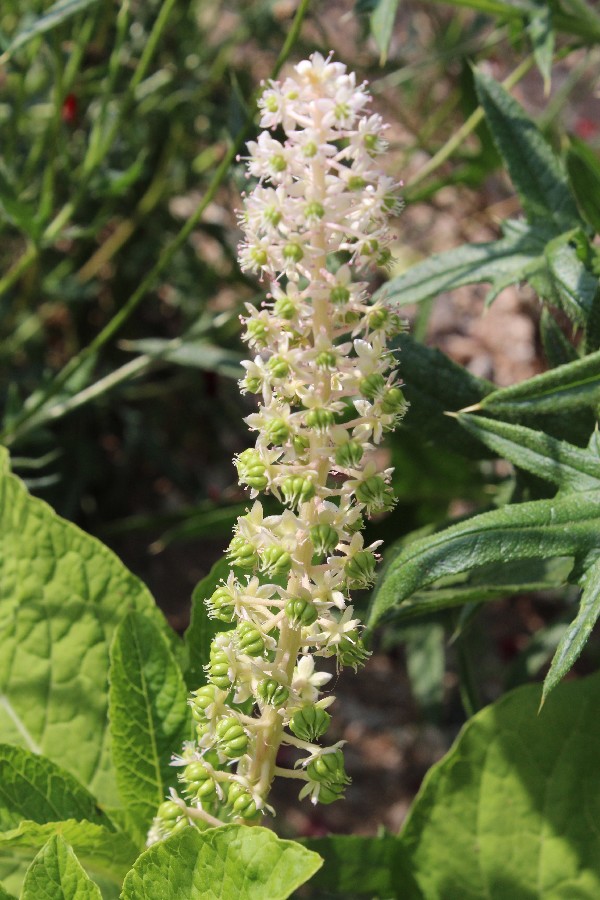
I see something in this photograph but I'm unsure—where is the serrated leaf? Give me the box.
[120,825,322,900]
[367,491,600,630]
[380,220,548,308]
[301,833,422,898]
[370,0,401,64]
[567,136,600,233]
[0,744,113,833]
[456,414,600,491]
[20,835,101,900]
[543,555,600,700]
[543,229,599,327]
[183,558,232,690]
[109,611,190,845]
[527,1,554,93]
[477,347,600,417]
[401,671,600,898]
[0,0,101,63]
[0,447,169,808]
[474,69,581,231]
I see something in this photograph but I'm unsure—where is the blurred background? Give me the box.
[1,0,599,836]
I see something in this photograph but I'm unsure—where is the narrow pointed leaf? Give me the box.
[367,491,600,630]
[474,69,581,231]
[370,0,401,64]
[20,835,101,900]
[109,612,190,845]
[478,347,600,416]
[1,0,101,62]
[543,555,600,700]
[120,825,323,900]
[527,2,554,92]
[456,414,600,490]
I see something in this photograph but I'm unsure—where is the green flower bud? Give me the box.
[246,318,268,343]
[267,355,290,379]
[285,597,318,627]
[281,474,315,506]
[289,706,331,742]
[257,677,289,707]
[355,474,394,513]
[236,621,265,657]
[190,683,219,721]
[305,408,336,431]
[242,374,262,394]
[292,433,310,456]
[309,524,339,557]
[348,175,367,191]
[367,307,389,329]
[236,449,268,491]
[250,248,268,268]
[182,762,216,802]
[208,645,232,690]
[261,545,292,577]
[264,205,282,226]
[283,242,303,262]
[228,782,258,819]
[307,749,348,785]
[208,585,235,623]
[317,782,346,804]
[337,632,371,670]
[271,154,287,172]
[264,417,290,445]
[376,248,392,268]
[344,550,377,587]
[228,535,259,570]
[334,440,364,469]
[330,285,350,304]
[273,296,297,319]
[302,141,318,158]
[315,349,337,369]
[381,387,406,415]
[216,717,249,758]
[363,132,381,154]
[156,800,182,826]
[359,373,386,400]
[305,200,325,220]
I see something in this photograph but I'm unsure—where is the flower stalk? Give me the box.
[149,51,405,843]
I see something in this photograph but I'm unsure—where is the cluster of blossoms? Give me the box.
[149,52,405,842]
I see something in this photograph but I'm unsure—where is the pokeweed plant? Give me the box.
[148,50,406,839]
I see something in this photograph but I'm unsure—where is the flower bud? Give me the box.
[381,386,406,415]
[236,448,268,490]
[359,373,385,400]
[208,585,235,622]
[181,762,217,802]
[292,434,310,456]
[367,307,389,329]
[228,782,258,819]
[264,417,290,445]
[315,349,337,369]
[281,474,315,506]
[156,799,182,827]
[216,717,249,758]
[285,597,318,627]
[228,535,259,570]
[355,474,394,514]
[273,295,297,319]
[334,440,364,469]
[246,318,269,345]
[317,782,346,804]
[306,749,348,785]
[258,678,289,707]
[190,684,219,721]
[330,285,350,305]
[267,355,290,379]
[309,524,339,557]
[207,647,232,690]
[283,242,303,262]
[260,545,292,577]
[344,549,376,587]
[236,622,265,657]
[289,706,331,742]
[305,408,336,431]
[337,632,370,670]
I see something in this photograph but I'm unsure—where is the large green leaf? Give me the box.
[380,219,548,308]
[473,69,581,232]
[20,835,102,900]
[367,490,600,630]
[301,834,422,898]
[109,612,190,845]
[456,414,600,491]
[543,555,600,700]
[120,825,322,900]
[0,447,168,807]
[401,672,600,898]
[183,558,232,690]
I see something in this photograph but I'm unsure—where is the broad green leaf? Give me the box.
[301,834,422,898]
[367,491,600,630]
[0,447,168,808]
[380,219,548,308]
[567,136,600,233]
[183,558,232,690]
[392,333,494,458]
[543,229,599,327]
[0,0,101,62]
[527,1,554,93]
[456,414,600,491]
[401,671,600,898]
[540,307,579,368]
[370,0,401,64]
[120,825,322,900]
[543,555,600,700]
[0,820,136,882]
[20,835,101,900]
[477,347,600,417]
[474,69,581,232]
[0,744,113,833]
[109,611,190,845]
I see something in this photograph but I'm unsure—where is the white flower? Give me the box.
[292,655,332,704]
